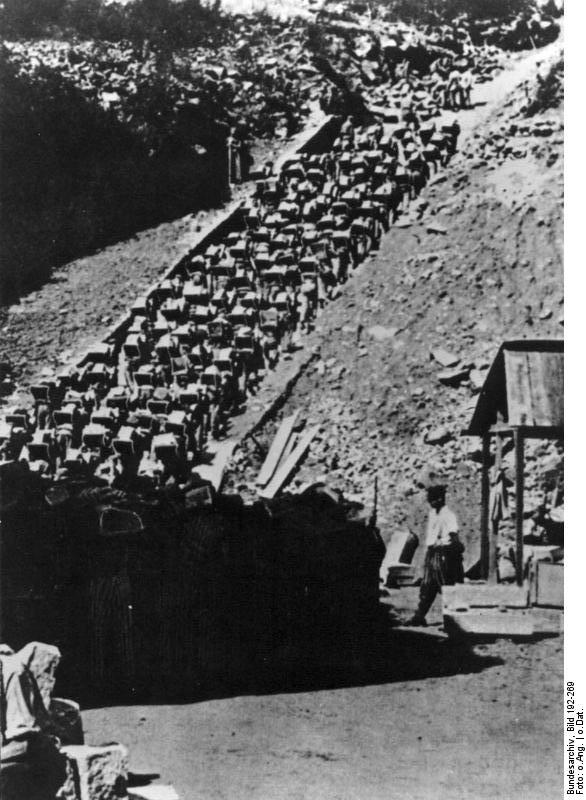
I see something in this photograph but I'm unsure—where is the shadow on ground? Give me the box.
[76,622,503,711]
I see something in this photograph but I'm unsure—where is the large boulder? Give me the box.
[59,744,129,800]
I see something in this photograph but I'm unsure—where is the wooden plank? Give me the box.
[192,439,238,491]
[480,434,490,581]
[274,432,298,474]
[255,411,299,487]
[540,351,564,428]
[532,607,564,635]
[527,351,551,426]
[504,349,564,429]
[504,350,533,425]
[481,424,562,439]
[259,425,319,500]
[514,429,525,586]
[489,433,503,584]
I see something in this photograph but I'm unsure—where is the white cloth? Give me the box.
[425,506,459,547]
[460,70,473,89]
[1,655,50,742]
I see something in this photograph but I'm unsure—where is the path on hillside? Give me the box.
[428,31,562,156]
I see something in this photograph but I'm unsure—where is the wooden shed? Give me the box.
[463,339,563,585]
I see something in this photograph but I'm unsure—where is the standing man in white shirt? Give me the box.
[407,473,464,626]
[460,68,473,108]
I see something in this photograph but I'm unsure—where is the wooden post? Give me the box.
[514,429,525,586]
[480,434,491,581]
[489,433,503,584]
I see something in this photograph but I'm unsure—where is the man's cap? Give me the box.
[418,466,448,489]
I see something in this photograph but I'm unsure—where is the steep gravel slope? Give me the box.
[227,41,563,574]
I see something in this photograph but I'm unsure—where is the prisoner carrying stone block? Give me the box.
[59,744,128,800]
[18,641,61,709]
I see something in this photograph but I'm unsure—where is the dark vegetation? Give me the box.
[0,48,228,302]
[1,0,226,46]
[0,0,240,302]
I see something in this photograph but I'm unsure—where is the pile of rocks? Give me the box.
[4,22,318,153]
[464,114,563,167]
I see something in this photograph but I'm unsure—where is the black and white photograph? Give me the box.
[0,0,567,797]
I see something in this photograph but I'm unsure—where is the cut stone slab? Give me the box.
[128,787,180,800]
[533,561,563,608]
[443,582,529,611]
[426,221,448,234]
[430,347,460,367]
[425,426,453,445]
[437,366,470,386]
[367,325,398,342]
[469,368,487,392]
[18,641,61,710]
[531,607,564,635]
[385,564,418,588]
[60,743,129,800]
[443,609,534,639]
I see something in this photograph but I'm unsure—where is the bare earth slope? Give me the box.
[83,40,563,800]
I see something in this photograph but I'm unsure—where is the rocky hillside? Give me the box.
[226,43,563,569]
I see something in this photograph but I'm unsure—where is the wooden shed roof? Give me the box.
[464,339,563,437]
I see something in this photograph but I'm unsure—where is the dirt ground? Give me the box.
[82,617,563,800]
[77,41,564,800]
[1,32,564,800]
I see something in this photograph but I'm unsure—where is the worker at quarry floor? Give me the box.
[407,474,464,626]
